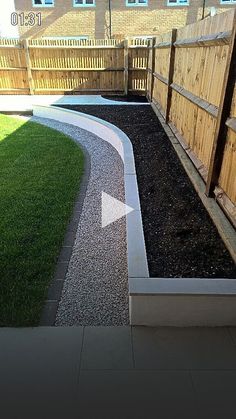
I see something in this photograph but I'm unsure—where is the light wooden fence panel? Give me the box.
[148,9,236,226]
[0,39,28,94]
[0,37,149,95]
[27,39,125,94]
[152,32,172,115]
[128,38,149,93]
[218,82,236,210]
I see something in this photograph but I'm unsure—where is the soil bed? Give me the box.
[55,104,236,279]
[102,95,148,103]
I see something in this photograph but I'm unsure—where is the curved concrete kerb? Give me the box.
[33,105,149,280]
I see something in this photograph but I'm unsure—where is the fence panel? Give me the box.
[27,38,125,94]
[151,32,172,115]
[149,9,236,226]
[128,38,149,94]
[0,37,149,95]
[0,39,28,94]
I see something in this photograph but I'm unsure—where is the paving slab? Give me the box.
[0,95,149,112]
[191,371,236,419]
[81,326,133,370]
[132,326,236,370]
[228,327,236,344]
[77,370,198,419]
[0,327,83,419]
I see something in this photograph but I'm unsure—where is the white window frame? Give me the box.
[220,0,236,4]
[126,0,148,7]
[73,0,96,7]
[32,0,54,7]
[167,0,189,6]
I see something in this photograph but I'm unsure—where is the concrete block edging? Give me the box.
[33,105,236,327]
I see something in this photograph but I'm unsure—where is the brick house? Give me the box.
[6,0,236,38]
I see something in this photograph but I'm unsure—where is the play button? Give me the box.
[102,191,134,228]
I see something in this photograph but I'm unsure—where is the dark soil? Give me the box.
[102,95,148,103]
[55,104,236,278]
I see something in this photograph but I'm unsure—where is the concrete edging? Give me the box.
[33,104,236,327]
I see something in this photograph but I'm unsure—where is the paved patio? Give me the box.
[1,326,236,419]
[0,95,149,112]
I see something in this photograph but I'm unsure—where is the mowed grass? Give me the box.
[0,115,84,326]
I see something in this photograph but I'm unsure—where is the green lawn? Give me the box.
[0,114,84,326]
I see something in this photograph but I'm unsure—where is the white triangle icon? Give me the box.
[102,191,134,228]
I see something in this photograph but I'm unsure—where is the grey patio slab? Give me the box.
[0,327,83,419]
[191,371,236,419]
[132,326,236,370]
[81,326,133,370]
[228,327,236,344]
[77,370,198,419]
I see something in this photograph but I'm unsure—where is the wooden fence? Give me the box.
[0,37,149,95]
[0,10,235,226]
[147,9,236,227]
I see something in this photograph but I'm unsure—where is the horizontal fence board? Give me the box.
[28,45,124,49]
[31,67,124,71]
[174,31,232,48]
[153,72,168,85]
[171,83,219,117]
[155,42,171,49]
[226,117,236,133]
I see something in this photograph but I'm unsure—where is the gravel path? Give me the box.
[31,116,129,326]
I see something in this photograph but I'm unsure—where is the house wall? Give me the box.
[14,0,236,39]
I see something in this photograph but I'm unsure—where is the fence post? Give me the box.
[165,28,177,123]
[124,38,129,96]
[145,39,151,98]
[150,37,156,102]
[205,9,236,197]
[23,38,34,95]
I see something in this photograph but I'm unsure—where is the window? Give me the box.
[126,0,148,6]
[167,0,189,6]
[73,0,96,6]
[220,0,236,4]
[33,0,54,6]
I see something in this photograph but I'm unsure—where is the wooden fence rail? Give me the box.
[147,8,236,227]
[0,37,149,95]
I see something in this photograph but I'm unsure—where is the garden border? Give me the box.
[33,105,236,327]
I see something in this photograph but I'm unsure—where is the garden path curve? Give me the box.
[31,116,129,326]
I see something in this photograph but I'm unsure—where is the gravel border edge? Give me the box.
[39,140,91,326]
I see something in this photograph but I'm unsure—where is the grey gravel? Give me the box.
[30,116,129,326]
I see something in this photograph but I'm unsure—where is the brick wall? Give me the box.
[14,0,236,39]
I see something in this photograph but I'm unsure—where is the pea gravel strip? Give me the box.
[31,116,129,326]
